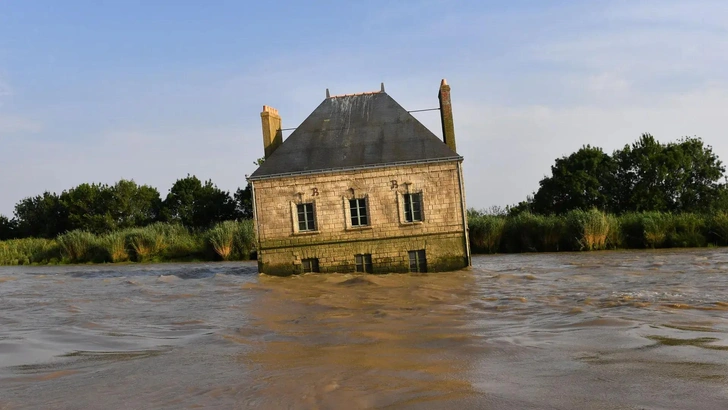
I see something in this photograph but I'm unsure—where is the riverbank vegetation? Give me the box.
[0,220,256,265]
[517,134,728,215]
[466,133,728,254]
[0,175,253,241]
[468,209,728,253]
[1,134,727,264]
[0,174,257,265]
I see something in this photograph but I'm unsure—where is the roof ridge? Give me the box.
[328,90,382,98]
[327,82,386,98]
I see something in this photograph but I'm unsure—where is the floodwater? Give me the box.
[1,250,727,409]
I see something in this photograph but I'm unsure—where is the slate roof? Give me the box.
[248,91,462,180]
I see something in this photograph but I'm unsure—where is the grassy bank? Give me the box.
[3,211,727,265]
[468,209,728,253]
[0,220,256,265]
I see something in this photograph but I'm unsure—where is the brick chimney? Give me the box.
[438,79,456,153]
[260,105,282,159]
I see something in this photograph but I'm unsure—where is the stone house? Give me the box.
[247,80,470,275]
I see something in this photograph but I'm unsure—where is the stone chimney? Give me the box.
[438,79,456,153]
[260,105,282,159]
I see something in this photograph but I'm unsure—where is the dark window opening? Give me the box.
[408,250,427,273]
[302,258,319,273]
[349,198,369,227]
[403,193,422,222]
[355,254,373,273]
[297,203,316,231]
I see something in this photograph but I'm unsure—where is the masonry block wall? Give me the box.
[251,161,469,275]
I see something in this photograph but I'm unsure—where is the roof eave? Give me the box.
[247,156,464,182]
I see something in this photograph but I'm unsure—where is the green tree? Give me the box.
[507,198,534,216]
[234,183,254,219]
[0,215,17,240]
[719,187,728,210]
[60,183,116,234]
[109,179,162,229]
[613,134,726,213]
[162,175,238,229]
[532,145,616,214]
[14,192,69,238]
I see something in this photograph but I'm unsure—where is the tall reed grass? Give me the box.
[468,210,728,254]
[207,221,236,260]
[566,209,611,251]
[708,211,728,245]
[206,220,256,261]
[0,220,257,265]
[2,211,726,265]
[57,230,104,263]
[104,232,129,263]
[468,214,506,254]
[0,238,61,265]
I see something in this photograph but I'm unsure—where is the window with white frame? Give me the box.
[297,203,316,231]
[403,192,423,222]
[349,198,369,227]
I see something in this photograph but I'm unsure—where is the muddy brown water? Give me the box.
[1,249,727,409]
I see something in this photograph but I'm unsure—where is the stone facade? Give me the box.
[251,161,470,275]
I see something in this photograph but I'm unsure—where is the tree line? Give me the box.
[2,134,726,244]
[510,134,728,215]
[0,175,253,240]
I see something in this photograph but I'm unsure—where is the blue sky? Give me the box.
[1,0,727,216]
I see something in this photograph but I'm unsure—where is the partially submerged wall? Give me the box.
[252,161,469,275]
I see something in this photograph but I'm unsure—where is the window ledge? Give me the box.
[345,225,373,232]
[293,230,320,236]
[400,221,424,227]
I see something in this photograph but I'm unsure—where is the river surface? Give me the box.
[1,249,727,409]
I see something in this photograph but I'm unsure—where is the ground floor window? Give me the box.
[355,254,373,273]
[408,250,427,273]
[302,258,319,273]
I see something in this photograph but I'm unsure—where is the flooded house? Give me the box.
[247,80,470,275]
